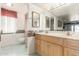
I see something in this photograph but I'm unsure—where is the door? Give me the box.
[41,40,49,56]
[35,34,41,55]
[64,47,79,56]
[35,39,41,55]
[48,43,63,56]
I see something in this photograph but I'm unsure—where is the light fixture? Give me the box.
[6,3,13,7]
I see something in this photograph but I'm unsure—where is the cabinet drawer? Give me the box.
[64,39,79,50]
[35,34,41,40]
[64,47,79,56]
[41,35,64,46]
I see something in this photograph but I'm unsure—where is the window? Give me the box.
[1,8,17,33]
[1,16,17,33]
[75,24,79,32]
[70,24,79,32]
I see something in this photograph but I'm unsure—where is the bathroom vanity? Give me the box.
[35,32,79,56]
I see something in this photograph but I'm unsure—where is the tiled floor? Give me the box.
[0,43,39,56]
[0,44,28,56]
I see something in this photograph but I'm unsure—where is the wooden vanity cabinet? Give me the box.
[64,39,79,56]
[41,35,63,56]
[41,40,49,56]
[35,34,79,56]
[41,35,64,46]
[64,39,79,50]
[35,39,41,55]
[35,34,63,56]
[35,34,41,55]
[48,42,63,56]
[64,47,79,56]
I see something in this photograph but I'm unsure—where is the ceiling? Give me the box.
[50,3,79,16]
[1,3,79,16]
[33,3,79,16]
[32,3,66,10]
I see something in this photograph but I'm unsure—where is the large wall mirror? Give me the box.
[50,17,54,31]
[32,11,40,27]
[45,16,50,28]
[57,19,63,27]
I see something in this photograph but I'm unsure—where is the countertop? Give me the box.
[36,31,79,40]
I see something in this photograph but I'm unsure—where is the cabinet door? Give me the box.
[35,34,41,55]
[41,40,49,56]
[48,43,63,56]
[35,39,41,55]
[64,48,79,56]
[64,39,79,51]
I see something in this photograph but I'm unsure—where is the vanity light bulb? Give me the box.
[6,3,13,7]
